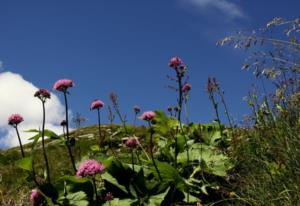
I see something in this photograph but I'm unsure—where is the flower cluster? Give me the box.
[90,99,104,110]
[125,137,139,148]
[53,79,74,92]
[76,159,105,177]
[139,111,156,121]
[182,83,192,93]
[30,189,44,206]
[8,114,24,126]
[34,88,51,100]
[105,192,114,201]
[207,77,219,93]
[169,57,182,68]
[133,105,141,114]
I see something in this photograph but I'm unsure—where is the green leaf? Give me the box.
[57,191,89,206]
[102,198,136,206]
[147,187,170,206]
[178,143,233,177]
[16,157,33,171]
[149,160,186,191]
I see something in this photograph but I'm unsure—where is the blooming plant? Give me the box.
[53,79,77,172]
[34,88,51,183]
[8,114,25,157]
[90,99,105,146]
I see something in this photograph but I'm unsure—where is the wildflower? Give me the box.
[182,83,192,93]
[109,92,118,105]
[34,88,51,100]
[206,77,218,93]
[174,106,179,112]
[30,189,44,206]
[139,111,156,121]
[169,56,182,68]
[133,105,141,114]
[90,99,104,110]
[125,137,139,148]
[60,120,67,127]
[76,160,105,177]
[8,114,24,126]
[105,192,114,201]
[53,79,74,92]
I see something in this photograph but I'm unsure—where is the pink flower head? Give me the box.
[53,79,74,92]
[30,189,44,206]
[139,111,156,121]
[133,105,141,114]
[125,137,139,148]
[90,99,104,110]
[76,159,105,177]
[8,114,24,126]
[182,83,192,93]
[34,88,51,99]
[105,192,114,201]
[169,56,182,68]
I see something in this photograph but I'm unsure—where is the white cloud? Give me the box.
[0,72,66,148]
[182,0,245,19]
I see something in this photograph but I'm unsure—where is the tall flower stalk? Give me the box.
[8,114,25,157]
[34,88,51,183]
[133,105,141,126]
[90,99,105,147]
[125,137,139,172]
[53,79,77,172]
[109,92,128,134]
[207,77,224,140]
[140,111,162,181]
[169,57,190,166]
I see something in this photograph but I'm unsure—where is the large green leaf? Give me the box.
[177,143,233,177]
[62,175,94,201]
[57,191,89,206]
[16,156,33,171]
[149,160,186,191]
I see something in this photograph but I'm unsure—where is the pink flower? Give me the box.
[133,105,141,114]
[34,88,51,99]
[169,57,182,68]
[8,114,24,126]
[53,79,74,92]
[30,189,43,206]
[139,111,156,121]
[125,137,139,148]
[90,99,104,110]
[182,83,192,93]
[105,192,114,201]
[76,160,105,177]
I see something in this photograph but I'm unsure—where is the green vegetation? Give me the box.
[1,17,300,205]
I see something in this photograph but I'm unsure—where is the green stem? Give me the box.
[97,108,103,147]
[148,122,162,181]
[15,126,25,158]
[63,91,77,172]
[41,101,51,183]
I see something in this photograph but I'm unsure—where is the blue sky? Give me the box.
[0,0,299,147]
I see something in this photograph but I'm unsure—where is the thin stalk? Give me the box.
[97,108,103,147]
[131,150,135,172]
[63,92,77,172]
[148,122,162,181]
[92,178,99,204]
[15,126,25,158]
[209,93,224,139]
[176,72,190,167]
[217,89,233,129]
[41,101,51,183]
